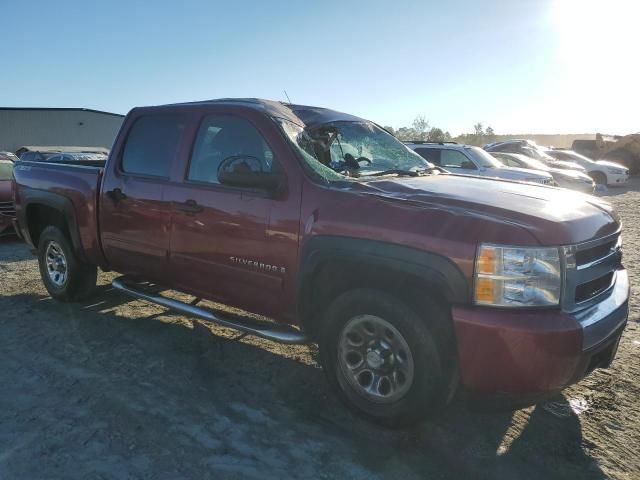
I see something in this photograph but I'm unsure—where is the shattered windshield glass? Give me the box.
[277,118,433,182]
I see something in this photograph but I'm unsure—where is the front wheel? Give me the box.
[37,226,97,302]
[590,171,608,186]
[320,289,453,427]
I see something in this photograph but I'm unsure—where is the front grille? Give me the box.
[563,232,621,312]
[575,272,614,303]
[0,201,15,217]
[576,239,618,267]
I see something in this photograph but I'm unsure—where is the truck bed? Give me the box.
[13,160,106,266]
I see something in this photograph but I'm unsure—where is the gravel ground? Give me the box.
[0,181,639,479]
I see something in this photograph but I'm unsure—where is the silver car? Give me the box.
[491,152,595,193]
[405,142,554,185]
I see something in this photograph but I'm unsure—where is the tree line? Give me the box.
[384,115,496,146]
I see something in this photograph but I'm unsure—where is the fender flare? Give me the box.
[298,235,469,316]
[19,187,85,260]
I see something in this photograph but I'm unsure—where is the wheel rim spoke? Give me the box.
[44,241,68,287]
[338,314,415,404]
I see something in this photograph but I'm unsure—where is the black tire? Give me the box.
[590,171,607,186]
[37,226,97,302]
[319,288,454,427]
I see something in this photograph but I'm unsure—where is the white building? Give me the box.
[0,107,124,153]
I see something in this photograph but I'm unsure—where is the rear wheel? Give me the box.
[320,288,453,427]
[589,171,607,186]
[37,226,97,302]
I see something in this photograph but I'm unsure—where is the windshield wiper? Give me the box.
[366,166,439,177]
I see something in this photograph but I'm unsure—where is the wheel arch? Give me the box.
[297,236,469,340]
[21,189,85,260]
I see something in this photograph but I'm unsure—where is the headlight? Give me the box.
[607,167,624,174]
[474,244,562,307]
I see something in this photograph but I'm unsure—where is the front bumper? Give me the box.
[607,172,629,186]
[452,269,628,401]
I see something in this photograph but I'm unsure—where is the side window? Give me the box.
[187,115,274,185]
[441,150,476,169]
[497,144,517,153]
[414,148,441,165]
[121,114,185,177]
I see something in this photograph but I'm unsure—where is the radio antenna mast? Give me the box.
[283,90,292,104]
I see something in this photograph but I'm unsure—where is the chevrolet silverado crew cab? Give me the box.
[13,99,629,426]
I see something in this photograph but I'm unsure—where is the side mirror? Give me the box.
[218,155,284,191]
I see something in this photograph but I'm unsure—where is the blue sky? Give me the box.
[2,0,638,135]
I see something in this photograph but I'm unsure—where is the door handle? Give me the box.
[107,188,127,203]
[175,199,204,214]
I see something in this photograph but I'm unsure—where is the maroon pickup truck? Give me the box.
[12,99,629,425]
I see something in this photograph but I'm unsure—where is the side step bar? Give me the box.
[111,276,309,345]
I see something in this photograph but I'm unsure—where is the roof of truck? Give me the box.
[165,98,366,129]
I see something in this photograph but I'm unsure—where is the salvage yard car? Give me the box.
[485,139,586,173]
[546,148,629,186]
[491,151,595,193]
[405,141,554,185]
[12,99,629,426]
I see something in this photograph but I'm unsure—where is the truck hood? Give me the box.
[357,173,619,245]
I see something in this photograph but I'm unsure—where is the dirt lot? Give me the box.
[1,182,639,480]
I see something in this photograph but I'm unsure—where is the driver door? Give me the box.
[167,112,297,316]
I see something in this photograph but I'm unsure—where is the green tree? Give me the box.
[412,115,430,139]
[427,127,448,142]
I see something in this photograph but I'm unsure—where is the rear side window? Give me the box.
[440,150,475,169]
[187,114,274,185]
[121,114,185,177]
[414,148,441,165]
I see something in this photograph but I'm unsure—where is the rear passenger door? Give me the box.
[100,113,187,281]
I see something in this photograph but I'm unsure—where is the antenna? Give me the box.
[283,90,292,104]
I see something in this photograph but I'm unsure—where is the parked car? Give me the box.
[405,141,554,185]
[0,151,19,162]
[572,134,640,174]
[18,146,109,163]
[0,160,15,235]
[546,149,629,186]
[13,99,628,426]
[485,139,585,173]
[19,151,56,162]
[491,152,595,193]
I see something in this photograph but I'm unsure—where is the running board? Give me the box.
[111,276,308,345]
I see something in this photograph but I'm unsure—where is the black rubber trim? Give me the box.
[18,187,87,262]
[298,235,469,306]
